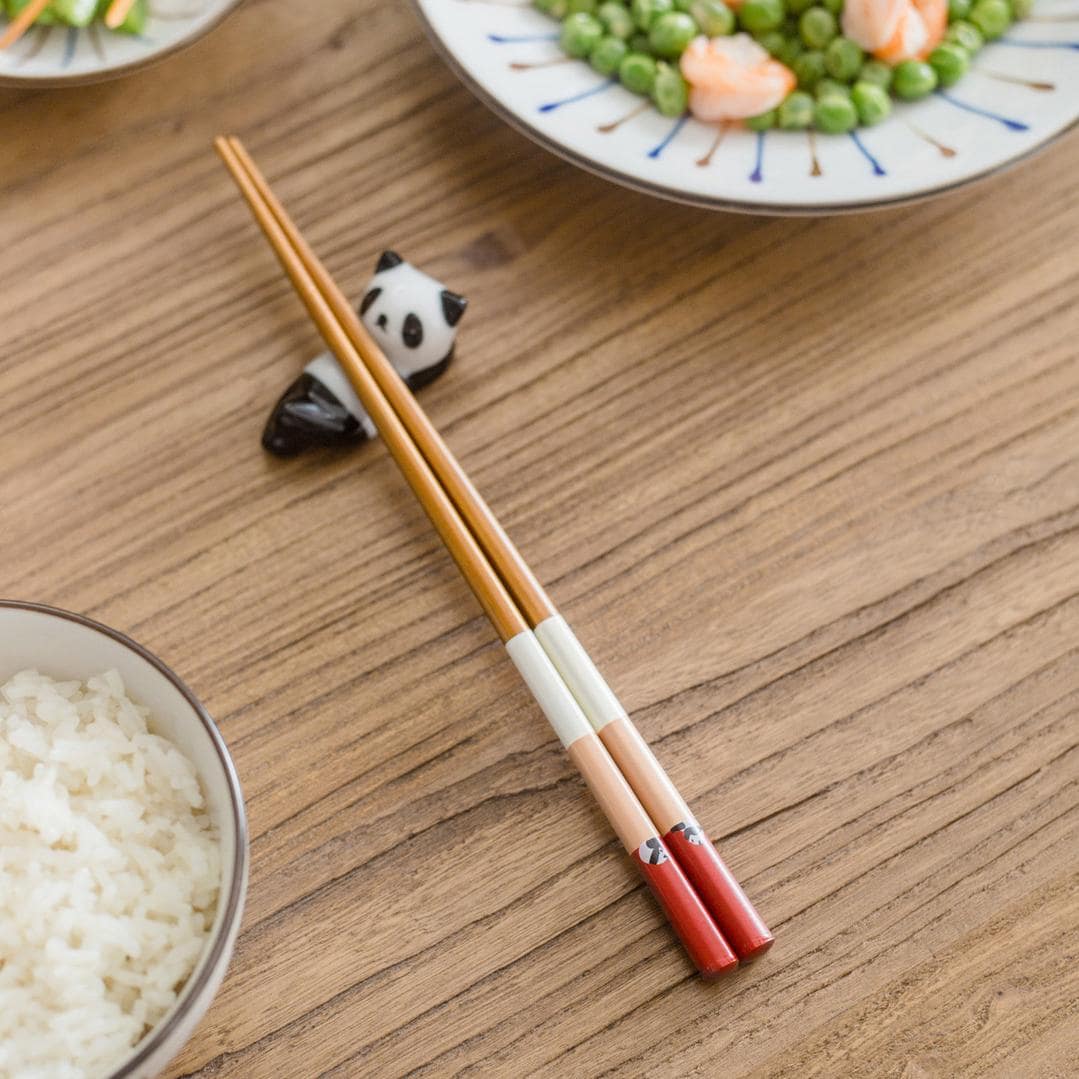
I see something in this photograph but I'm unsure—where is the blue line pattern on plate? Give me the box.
[938,91,1030,130]
[849,130,886,175]
[749,131,765,183]
[647,115,688,159]
[489,32,559,44]
[61,25,77,67]
[538,78,616,113]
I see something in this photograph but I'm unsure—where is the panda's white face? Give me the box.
[360,256,465,379]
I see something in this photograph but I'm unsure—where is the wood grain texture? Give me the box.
[1,2,1077,1075]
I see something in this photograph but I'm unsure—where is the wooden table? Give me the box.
[2,3,1077,1075]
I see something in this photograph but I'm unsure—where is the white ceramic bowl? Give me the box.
[0,600,248,1079]
[411,0,1079,213]
[0,0,243,87]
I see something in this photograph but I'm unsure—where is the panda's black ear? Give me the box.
[441,289,467,327]
[376,250,404,273]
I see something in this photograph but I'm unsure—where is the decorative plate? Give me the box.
[410,0,1079,213]
[0,0,242,86]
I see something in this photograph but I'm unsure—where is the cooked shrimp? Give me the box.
[874,3,929,61]
[912,0,948,54]
[841,0,906,52]
[681,35,797,121]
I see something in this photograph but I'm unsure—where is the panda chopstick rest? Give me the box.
[263,251,466,456]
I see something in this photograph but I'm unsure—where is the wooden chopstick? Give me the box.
[216,136,739,979]
[220,137,773,960]
[0,0,51,49]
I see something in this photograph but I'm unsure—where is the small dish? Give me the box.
[0,0,243,87]
[410,0,1079,213]
[0,599,247,1079]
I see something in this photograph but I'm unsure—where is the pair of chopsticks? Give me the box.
[215,136,773,976]
[0,0,135,50]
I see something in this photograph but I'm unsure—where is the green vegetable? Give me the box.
[799,6,838,48]
[632,0,674,29]
[7,0,58,25]
[619,50,658,91]
[738,0,786,32]
[754,28,786,54]
[628,31,653,51]
[945,19,984,50]
[1011,0,1033,16]
[815,77,851,99]
[792,48,827,88]
[814,94,858,132]
[598,1,636,37]
[968,0,1010,38]
[745,108,777,130]
[824,35,864,80]
[561,11,605,56]
[590,34,629,73]
[785,0,815,13]
[778,90,815,127]
[534,0,570,16]
[821,0,844,14]
[851,80,891,123]
[649,10,697,55]
[947,0,972,19]
[928,41,970,85]
[858,58,894,88]
[690,0,735,34]
[651,60,689,114]
[775,35,804,65]
[568,0,598,10]
[893,58,939,98]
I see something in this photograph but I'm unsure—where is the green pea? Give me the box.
[590,34,630,72]
[814,94,857,132]
[738,0,786,33]
[754,29,787,54]
[690,0,735,33]
[632,0,674,29]
[775,35,804,65]
[629,31,654,50]
[561,12,605,56]
[969,0,1010,38]
[619,50,658,91]
[598,1,636,37]
[928,41,970,84]
[816,78,851,103]
[893,58,938,98]
[649,11,697,54]
[821,0,844,14]
[799,6,837,48]
[785,0,815,13]
[947,0,972,19]
[534,0,569,17]
[1011,0,1033,16]
[745,108,777,130]
[651,60,689,114]
[567,0,599,12]
[851,80,891,123]
[792,48,827,88]
[778,89,815,128]
[857,58,893,88]
[824,35,863,80]
[945,19,984,50]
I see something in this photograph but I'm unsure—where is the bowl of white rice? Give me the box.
[0,600,247,1079]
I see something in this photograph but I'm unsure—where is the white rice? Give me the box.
[0,669,220,1079]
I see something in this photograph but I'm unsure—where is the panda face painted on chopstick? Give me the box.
[262,250,467,457]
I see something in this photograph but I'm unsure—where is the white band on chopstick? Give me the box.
[505,631,594,749]
[534,616,627,732]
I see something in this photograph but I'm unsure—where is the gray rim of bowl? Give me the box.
[407,0,1079,216]
[0,599,248,1079]
[0,0,245,89]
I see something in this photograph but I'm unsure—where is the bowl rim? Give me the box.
[0,598,248,1078]
[0,0,246,89]
[408,0,1079,216]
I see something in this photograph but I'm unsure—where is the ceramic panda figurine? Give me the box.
[262,251,467,456]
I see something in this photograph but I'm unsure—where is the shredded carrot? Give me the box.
[0,0,52,50]
[105,0,137,30]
